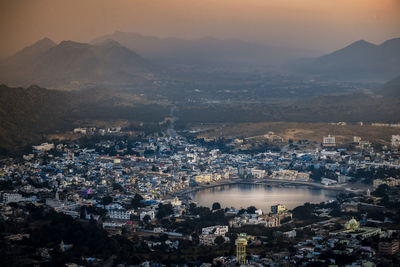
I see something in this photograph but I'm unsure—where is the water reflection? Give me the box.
[190,184,338,212]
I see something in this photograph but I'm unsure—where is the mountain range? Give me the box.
[91,31,321,67]
[0,38,156,89]
[0,34,399,90]
[288,38,400,81]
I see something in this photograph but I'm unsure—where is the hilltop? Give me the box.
[0,39,157,89]
[288,38,400,81]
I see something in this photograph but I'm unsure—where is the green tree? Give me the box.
[214,235,225,246]
[131,194,144,209]
[112,182,124,192]
[372,184,390,198]
[212,202,221,210]
[191,233,199,245]
[292,202,315,220]
[143,215,151,223]
[156,203,173,219]
[101,196,113,207]
[246,206,257,214]
[189,203,197,213]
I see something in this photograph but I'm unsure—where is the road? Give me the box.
[167,105,178,138]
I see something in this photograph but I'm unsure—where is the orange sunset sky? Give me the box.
[0,0,399,58]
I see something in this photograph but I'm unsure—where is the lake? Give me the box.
[190,183,338,212]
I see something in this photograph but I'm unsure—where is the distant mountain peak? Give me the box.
[0,37,156,89]
[2,37,56,64]
[354,39,369,44]
[58,40,88,47]
[345,39,376,49]
[95,38,123,47]
[21,37,56,52]
[380,37,400,48]
[381,37,400,43]
[34,37,56,47]
[288,37,400,81]
[319,39,377,61]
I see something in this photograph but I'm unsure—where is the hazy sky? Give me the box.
[1,0,399,58]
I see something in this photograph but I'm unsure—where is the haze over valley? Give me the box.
[0,32,399,154]
[1,1,400,266]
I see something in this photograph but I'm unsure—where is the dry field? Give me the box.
[192,122,400,145]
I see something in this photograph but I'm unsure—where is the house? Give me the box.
[265,215,281,228]
[201,225,229,235]
[283,230,296,238]
[321,178,337,186]
[2,193,23,203]
[108,209,133,220]
[249,168,266,179]
[391,135,400,147]
[323,135,336,147]
[140,210,155,221]
[271,204,286,214]
[200,225,229,246]
[32,143,55,151]
[73,128,87,134]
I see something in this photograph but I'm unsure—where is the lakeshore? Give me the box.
[173,177,353,199]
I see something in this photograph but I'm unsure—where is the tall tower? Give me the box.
[235,236,248,265]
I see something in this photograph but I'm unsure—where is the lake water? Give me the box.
[190,183,338,212]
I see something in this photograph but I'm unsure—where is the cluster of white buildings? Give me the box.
[199,225,229,246]
[73,127,122,136]
[2,193,37,204]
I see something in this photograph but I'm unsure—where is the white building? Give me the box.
[283,230,296,238]
[199,234,218,246]
[32,143,54,151]
[338,175,347,184]
[321,178,337,186]
[255,209,263,216]
[107,127,121,134]
[140,210,155,221]
[391,135,400,147]
[353,136,362,144]
[108,209,133,220]
[249,168,266,179]
[73,128,87,134]
[103,222,125,228]
[201,225,229,235]
[2,193,23,203]
[23,154,34,161]
[200,225,229,246]
[323,135,336,147]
